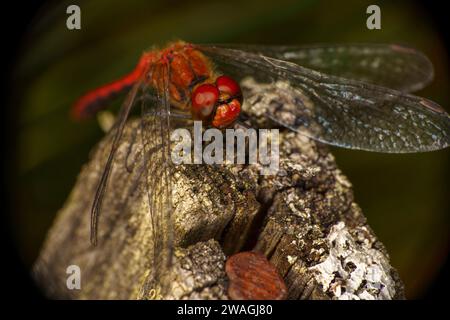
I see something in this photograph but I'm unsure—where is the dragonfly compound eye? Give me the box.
[216,75,243,103]
[191,83,220,120]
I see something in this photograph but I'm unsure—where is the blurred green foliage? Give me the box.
[12,0,449,298]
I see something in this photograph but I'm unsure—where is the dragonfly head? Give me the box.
[191,75,242,129]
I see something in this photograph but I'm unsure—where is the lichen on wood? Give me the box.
[32,78,405,300]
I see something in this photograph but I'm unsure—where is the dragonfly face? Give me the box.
[191,75,243,129]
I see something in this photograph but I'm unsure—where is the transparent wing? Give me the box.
[209,43,434,92]
[91,81,141,245]
[198,45,450,153]
[140,62,174,295]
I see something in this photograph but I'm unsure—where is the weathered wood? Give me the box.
[33,79,405,300]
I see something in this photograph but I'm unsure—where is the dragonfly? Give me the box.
[72,41,450,294]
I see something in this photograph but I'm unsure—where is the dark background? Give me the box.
[1,0,449,300]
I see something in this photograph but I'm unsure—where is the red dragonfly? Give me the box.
[72,41,450,293]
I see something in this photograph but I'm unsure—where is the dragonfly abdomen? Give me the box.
[71,52,154,120]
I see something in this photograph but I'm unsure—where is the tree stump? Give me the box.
[32,79,405,300]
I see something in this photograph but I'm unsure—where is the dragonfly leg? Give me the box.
[234,119,251,130]
[170,110,192,120]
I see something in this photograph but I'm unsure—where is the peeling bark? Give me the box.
[33,79,405,300]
